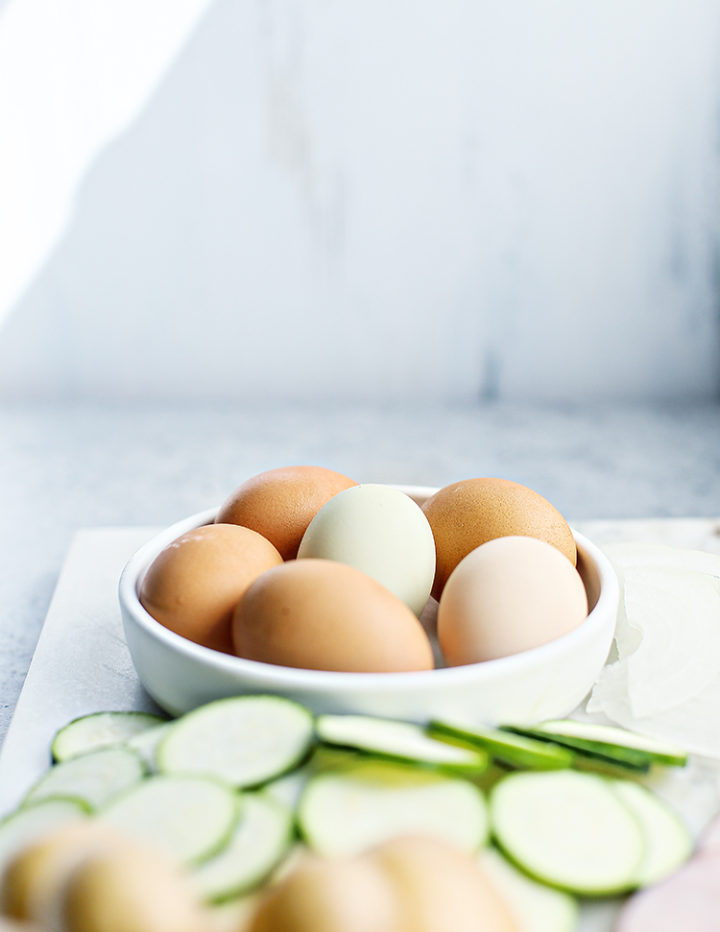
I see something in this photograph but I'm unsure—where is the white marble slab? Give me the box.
[0,527,161,814]
[1,521,719,932]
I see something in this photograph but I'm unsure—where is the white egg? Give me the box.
[437,536,588,665]
[297,484,436,615]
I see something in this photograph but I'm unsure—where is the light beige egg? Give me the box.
[1,820,123,922]
[56,844,206,932]
[371,836,518,932]
[248,852,399,932]
[422,478,576,600]
[232,559,434,673]
[437,536,588,666]
[139,523,283,654]
[248,836,518,932]
[216,466,358,560]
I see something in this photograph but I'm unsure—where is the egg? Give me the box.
[422,478,576,599]
[370,836,518,932]
[437,536,588,666]
[249,836,517,932]
[232,559,434,673]
[139,523,283,653]
[215,466,357,560]
[57,843,206,932]
[297,484,436,615]
[1,821,123,922]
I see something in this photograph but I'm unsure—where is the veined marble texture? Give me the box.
[0,0,719,403]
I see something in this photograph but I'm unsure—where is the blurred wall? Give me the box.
[0,0,719,404]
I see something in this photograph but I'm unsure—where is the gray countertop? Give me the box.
[2,399,719,747]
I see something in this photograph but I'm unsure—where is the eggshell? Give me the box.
[248,851,400,932]
[297,484,436,615]
[422,478,576,599]
[248,836,518,932]
[215,466,357,560]
[232,559,434,673]
[1,821,123,922]
[139,524,283,654]
[57,843,206,932]
[437,536,588,665]
[371,836,518,932]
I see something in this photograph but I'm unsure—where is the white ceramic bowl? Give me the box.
[118,487,619,725]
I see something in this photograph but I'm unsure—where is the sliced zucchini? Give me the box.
[478,847,579,932]
[611,780,692,886]
[263,767,312,812]
[125,722,172,771]
[99,774,238,865]
[506,720,687,768]
[157,696,314,789]
[528,720,688,767]
[316,714,488,772]
[431,720,574,770]
[298,759,489,857]
[23,747,146,810]
[51,711,166,762]
[0,797,89,870]
[490,770,645,896]
[263,746,362,811]
[503,725,651,772]
[192,792,294,902]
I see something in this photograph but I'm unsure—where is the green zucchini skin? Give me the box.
[156,695,316,789]
[502,726,652,771]
[502,720,687,769]
[51,711,166,763]
[315,714,489,774]
[489,770,647,897]
[430,720,574,770]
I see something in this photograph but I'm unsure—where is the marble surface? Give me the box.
[1,518,720,932]
[1,399,719,747]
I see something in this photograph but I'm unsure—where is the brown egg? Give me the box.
[140,524,283,654]
[437,536,588,665]
[216,466,358,560]
[422,478,576,599]
[232,559,434,673]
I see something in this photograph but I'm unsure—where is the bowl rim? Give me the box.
[118,487,619,690]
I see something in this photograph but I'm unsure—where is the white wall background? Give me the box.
[0,0,719,403]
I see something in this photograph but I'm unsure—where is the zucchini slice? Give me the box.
[431,720,574,770]
[478,847,579,932]
[125,722,172,770]
[51,711,166,762]
[157,696,314,789]
[316,714,488,772]
[23,747,146,810]
[263,745,363,811]
[490,770,645,896]
[506,720,687,769]
[192,792,294,902]
[100,774,238,865]
[611,780,692,886]
[298,759,489,857]
[503,725,651,772]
